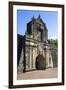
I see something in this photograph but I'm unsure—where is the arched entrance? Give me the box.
[35,54,46,70]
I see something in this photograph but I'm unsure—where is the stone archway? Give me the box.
[35,54,46,70]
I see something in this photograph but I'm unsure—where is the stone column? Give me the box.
[49,51,53,68]
[29,47,32,69]
[33,47,37,69]
[46,49,49,68]
[46,49,53,68]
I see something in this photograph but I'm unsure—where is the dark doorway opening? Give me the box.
[35,54,46,70]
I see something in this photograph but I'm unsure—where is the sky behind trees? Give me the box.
[17,10,58,39]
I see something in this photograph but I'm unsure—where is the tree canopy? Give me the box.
[48,39,58,47]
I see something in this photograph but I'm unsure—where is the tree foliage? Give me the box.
[48,39,58,47]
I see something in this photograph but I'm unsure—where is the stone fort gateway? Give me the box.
[17,15,58,73]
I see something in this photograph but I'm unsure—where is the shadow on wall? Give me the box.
[17,34,25,66]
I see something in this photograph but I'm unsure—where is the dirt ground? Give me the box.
[17,68,58,80]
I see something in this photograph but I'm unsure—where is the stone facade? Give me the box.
[18,15,58,73]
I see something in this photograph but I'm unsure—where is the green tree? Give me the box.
[48,39,58,47]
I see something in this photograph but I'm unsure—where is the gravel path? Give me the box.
[17,68,58,80]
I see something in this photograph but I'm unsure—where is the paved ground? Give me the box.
[17,68,57,80]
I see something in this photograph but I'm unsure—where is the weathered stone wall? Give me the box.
[46,47,58,68]
[51,49,58,67]
[17,15,58,73]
